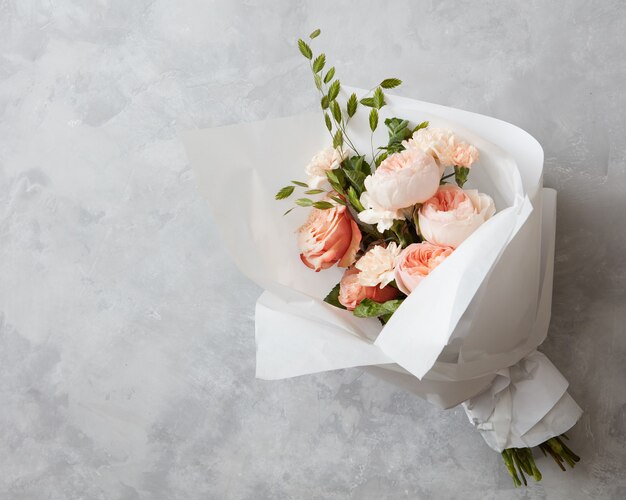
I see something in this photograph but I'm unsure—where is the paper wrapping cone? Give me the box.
[182,89,581,451]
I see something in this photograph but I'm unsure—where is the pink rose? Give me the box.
[338,267,400,311]
[394,242,453,294]
[298,204,361,272]
[418,184,495,249]
[363,148,440,210]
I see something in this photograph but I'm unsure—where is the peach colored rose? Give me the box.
[363,148,440,211]
[419,184,495,249]
[394,242,453,294]
[403,128,479,169]
[298,204,361,272]
[338,267,400,311]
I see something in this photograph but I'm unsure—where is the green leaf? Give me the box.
[360,97,376,108]
[324,113,332,132]
[305,189,325,195]
[375,152,388,167]
[380,78,402,89]
[313,53,326,73]
[347,186,365,212]
[330,195,346,205]
[344,169,366,193]
[309,28,321,39]
[328,80,341,101]
[326,169,346,194]
[275,185,295,200]
[283,207,295,216]
[369,108,378,132]
[323,67,335,84]
[331,100,342,122]
[297,39,312,59]
[295,198,314,207]
[314,73,322,90]
[413,121,429,132]
[347,93,358,117]
[323,283,346,310]
[373,87,385,109]
[332,129,343,149]
[353,298,404,318]
[454,166,470,188]
[321,95,329,109]
[313,201,334,210]
[291,180,308,187]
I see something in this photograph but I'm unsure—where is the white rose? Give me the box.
[364,148,440,211]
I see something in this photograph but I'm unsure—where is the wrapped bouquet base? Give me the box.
[184,71,582,483]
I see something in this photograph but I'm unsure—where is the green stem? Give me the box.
[501,434,580,487]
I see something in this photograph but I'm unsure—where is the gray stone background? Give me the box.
[1,1,624,498]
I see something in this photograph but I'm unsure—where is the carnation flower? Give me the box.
[305,147,347,189]
[355,242,402,288]
[357,191,404,232]
[403,127,479,169]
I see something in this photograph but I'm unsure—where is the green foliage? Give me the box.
[309,28,321,39]
[353,298,404,318]
[454,166,470,188]
[291,180,308,187]
[298,39,312,59]
[379,117,414,155]
[324,113,332,132]
[331,100,342,122]
[295,198,313,207]
[380,78,402,89]
[324,67,335,84]
[323,283,346,310]
[347,186,364,212]
[313,201,334,210]
[313,53,326,73]
[275,185,295,200]
[328,80,341,101]
[369,108,379,132]
[413,121,429,132]
[347,93,358,117]
[373,87,385,109]
[332,129,343,149]
[360,97,376,108]
[304,189,325,195]
[321,95,329,109]
[326,169,346,195]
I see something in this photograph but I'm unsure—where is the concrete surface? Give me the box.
[1,1,625,498]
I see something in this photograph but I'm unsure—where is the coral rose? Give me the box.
[338,267,400,311]
[394,242,453,295]
[419,184,495,249]
[297,204,361,272]
[363,148,440,211]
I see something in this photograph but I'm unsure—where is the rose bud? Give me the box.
[394,242,453,295]
[419,184,495,249]
[297,204,361,272]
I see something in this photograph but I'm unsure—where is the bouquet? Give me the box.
[183,29,583,486]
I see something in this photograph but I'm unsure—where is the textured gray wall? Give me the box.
[1,1,625,499]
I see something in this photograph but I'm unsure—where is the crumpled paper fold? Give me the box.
[182,89,581,451]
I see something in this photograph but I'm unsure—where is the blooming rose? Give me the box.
[362,148,440,211]
[355,242,402,288]
[338,267,400,311]
[403,128,479,169]
[297,203,361,271]
[394,242,453,295]
[419,184,496,249]
[305,147,346,189]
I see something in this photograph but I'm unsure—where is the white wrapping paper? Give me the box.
[182,89,582,451]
